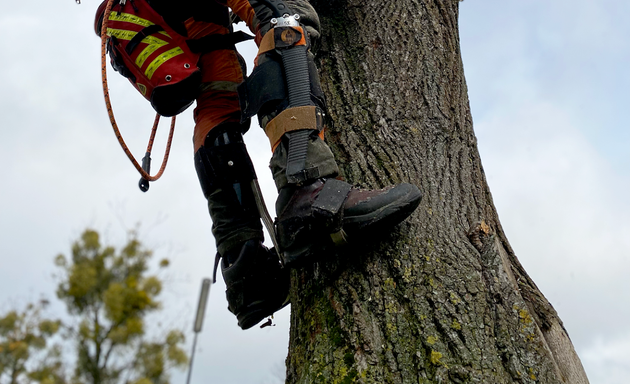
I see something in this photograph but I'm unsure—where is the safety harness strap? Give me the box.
[126,24,164,54]
[312,179,352,245]
[285,130,310,184]
[264,106,320,149]
[237,58,287,121]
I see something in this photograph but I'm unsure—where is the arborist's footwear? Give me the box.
[195,123,289,329]
[275,179,422,266]
[216,239,289,330]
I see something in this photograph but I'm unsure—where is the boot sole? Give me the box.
[237,297,290,330]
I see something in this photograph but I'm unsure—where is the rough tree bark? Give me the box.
[284,0,590,383]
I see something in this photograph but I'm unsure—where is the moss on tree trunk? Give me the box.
[284,0,590,383]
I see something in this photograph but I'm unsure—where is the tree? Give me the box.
[54,229,187,384]
[285,0,590,383]
[0,302,65,384]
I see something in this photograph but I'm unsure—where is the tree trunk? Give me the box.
[285,0,590,383]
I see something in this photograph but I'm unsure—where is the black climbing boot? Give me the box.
[275,178,422,267]
[217,239,290,330]
[195,123,289,329]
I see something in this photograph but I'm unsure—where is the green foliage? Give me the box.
[0,302,64,384]
[1,229,187,384]
[53,229,187,384]
[130,331,188,384]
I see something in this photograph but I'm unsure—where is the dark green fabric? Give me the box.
[206,187,263,256]
[269,134,339,190]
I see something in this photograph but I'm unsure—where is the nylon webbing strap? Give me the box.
[312,179,352,226]
[126,24,164,54]
[286,130,310,184]
[313,179,352,246]
[237,58,286,121]
[264,106,318,149]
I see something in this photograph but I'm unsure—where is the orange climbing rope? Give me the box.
[99,0,176,190]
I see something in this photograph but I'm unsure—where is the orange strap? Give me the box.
[256,26,307,58]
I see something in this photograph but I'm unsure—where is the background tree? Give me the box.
[0,302,65,384]
[54,229,187,384]
[285,0,590,383]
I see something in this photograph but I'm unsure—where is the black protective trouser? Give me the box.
[194,125,263,257]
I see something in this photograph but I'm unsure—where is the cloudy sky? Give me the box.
[0,0,628,383]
